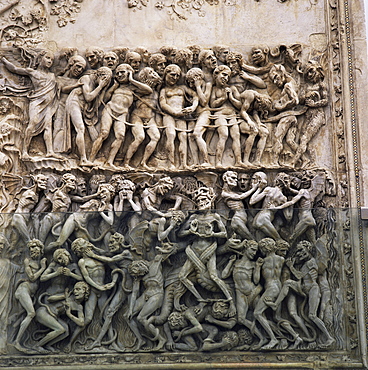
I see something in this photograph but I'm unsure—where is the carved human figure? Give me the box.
[85,233,133,351]
[186,67,212,167]
[266,240,335,349]
[125,51,142,74]
[14,239,47,353]
[252,238,284,350]
[35,281,90,351]
[228,88,271,166]
[102,51,119,71]
[159,64,199,170]
[221,171,257,239]
[148,53,167,77]
[134,47,151,67]
[67,238,116,351]
[210,65,244,168]
[89,64,152,170]
[11,174,48,246]
[212,45,230,65]
[47,183,114,250]
[127,253,167,351]
[221,239,264,348]
[198,49,217,83]
[124,67,162,169]
[178,187,236,316]
[268,64,299,166]
[0,234,19,354]
[85,47,104,70]
[188,45,201,67]
[249,172,288,241]
[54,55,86,153]
[2,50,61,160]
[65,66,112,165]
[291,61,328,168]
[172,48,193,77]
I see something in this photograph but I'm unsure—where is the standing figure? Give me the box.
[210,65,244,168]
[291,61,328,168]
[89,64,152,170]
[2,50,61,160]
[14,239,47,354]
[221,171,257,239]
[186,68,212,167]
[268,64,299,167]
[159,64,199,170]
[65,66,112,166]
[178,187,236,316]
[124,67,162,170]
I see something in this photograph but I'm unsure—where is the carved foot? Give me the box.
[46,152,65,160]
[250,338,268,351]
[15,343,39,355]
[319,337,335,349]
[85,341,101,351]
[289,335,303,350]
[261,339,279,350]
[109,341,126,352]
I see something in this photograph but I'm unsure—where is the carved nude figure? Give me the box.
[85,47,104,70]
[221,171,257,239]
[159,64,199,170]
[123,67,162,170]
[90,64,152,169]
[14,239,47,354]
[2,50,61,160]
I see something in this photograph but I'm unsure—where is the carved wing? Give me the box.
[127,220,149,255]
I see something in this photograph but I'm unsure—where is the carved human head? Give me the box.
[169,210,186,226]
[244,240,258,259]
[37,50,54,69]
[138,67,162,87]
[96,66,113,84]
[188,45,201,65]
[269,64,288,88]
[103,51,119,71]
[254,94,273,118]
[159,46,178,63]
[85,46,104,69]
[193,186,216,210]
[251,45,269,66]
[117,178,135,194]
[115,64,134,83]
[223,171,238,188]
[148,53,167,76]
[125,51,142,72]
[186,68,204,88]
[274,172,290,189]
[155,176,174,195]
[212,45,230,64]
[97,183,115,202]
[305,60,324,83]
[226,51,242,75]
[28,239,44,259]
[68,55,86,78]
[73,281,90,301]
[172,48,193,69]
[163,64,181,86]
[112,47,130,64]
[61,173,76,191]
[251,171,267,189]
[276,240,290,257]
[258,238,276,256]
[128,259,150,277]
[75,177,87,196]
[213,65,231,87]
[198,49,217,70]
[0,97,12,114]
[53,248,72,266]
[168,311,186,330]
[238,173,250,191]
[212,301,229,319]
[134,47,151,64]
[108,232,125,254]
[295,240,312,262]
[89,174,106,193]
[71,238,93,257]
[33,174,48,190]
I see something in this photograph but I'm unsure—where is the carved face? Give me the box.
[35,175,48,190]
[116,66,131,83]
[29,243,42,259]
[258,238,275,256]
[238,173,250,191]
[295,244,309,263]
[245,243,258,259]
[271,70,285,88]
[224,171,238,188]
[217,48,230,64]
[306,64,319,83]
[0,99,11,114]
[55,250,71,266]
[251,172,267,189]
[127,53,142,72]
[154,58,166,76]
[165,68,181,86]
[76,179,87,196]
[103,52,119,70]
[70,61,86,78]
[109,237,122,253]
[195,188,213,210]
[215,68,230,87]
[203,51,217,70]
[86,52,100,68]
[63,174,76,191]
[73,283,87,301]
[137,48,150,64]
[227,57,240,75]
[40,51,54,68]
[251,48,267,66]
[212,301,228,319]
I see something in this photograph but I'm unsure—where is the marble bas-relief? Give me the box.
[0,39,357,369]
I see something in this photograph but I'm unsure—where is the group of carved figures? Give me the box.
[0,43,328,172]
[0,168,337,354]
